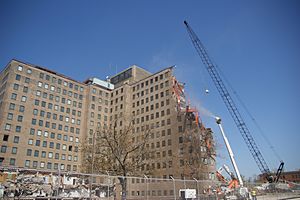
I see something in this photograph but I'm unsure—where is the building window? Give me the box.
[17,115,23,122]
[13,83,19,90]
[33,161,38,168]
[7,113,13,120]
[13,136,19,143]
[10,158,16,166]
[42,141,47,147]
[34,150,39,157]
[25,78,30,84]
[21,96,27,102]
[35,140,40,146]
[47,162,52,169]
[5,124,11,131]
[45,75,50,81]
[36,91,41,96]
[25,160,30,167]
[11,93,17,100]
[28,139,33,145]
[37,130,42,136]
[17,65,23,71]
[27,69,32,74]
[1,146,7,153]
[10,146,17,154]
[9,103,15,110]
[15,126,21,132]
[48,152,53,158]
[27,149,32,156]
[33,109,38,115]
[19,105,25,112]
[16,74,21,81]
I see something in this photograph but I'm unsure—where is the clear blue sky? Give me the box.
[1,0,299,178]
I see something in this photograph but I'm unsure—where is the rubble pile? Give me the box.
[0,170,112,198]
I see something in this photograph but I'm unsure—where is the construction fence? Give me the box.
[0,167,299,200]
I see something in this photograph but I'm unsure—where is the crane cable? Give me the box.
[215,65,282,162]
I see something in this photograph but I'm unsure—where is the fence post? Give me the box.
[144,175,149,200]
[193,178,200,200]
[170,176,176,200]
[56,164,60,200]
[106,171,110,200]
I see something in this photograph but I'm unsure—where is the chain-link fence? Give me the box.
[0,167,299,200]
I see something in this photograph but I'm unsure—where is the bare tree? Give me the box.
[81,117,151,200]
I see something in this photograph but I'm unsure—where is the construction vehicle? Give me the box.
[184,20,284,183]
[215,117,248,197]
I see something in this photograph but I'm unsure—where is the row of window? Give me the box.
[4,123,22,132]
[29,128,79,142]
[38,70,84,93]
[15,74,30,84]
[33,108,81,124]
[8,103,25,112]
[30,118,81,134]
[133,81,169,100]
[132,92,170,109]
[133,111,171,126]
[1,146,17,154]
[91,87,110,97]
[10,93,27,102]
[26,149,78,161]
[110,87,124,97]
[91,95,109,105]
[34,99,82,117]
[37,81,83,101]
[90,103,108,113]
[27,139,77,152]
[141,160,173,171]
[2,135,19,143]
[13,83,29,93]
[110,95,124,105]
[133,128,172,138]
[36,89,83,106]
[24,160,77,171]
[132,71,170,92]
[16,65,32,74]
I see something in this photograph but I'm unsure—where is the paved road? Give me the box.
[257,193,300,200]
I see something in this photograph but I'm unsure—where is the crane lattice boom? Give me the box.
[184,21,272,177]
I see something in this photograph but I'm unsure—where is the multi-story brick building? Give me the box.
[0,59,216,198]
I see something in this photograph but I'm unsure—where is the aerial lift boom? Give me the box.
[216,117,244,187]
[184,20,284,182]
